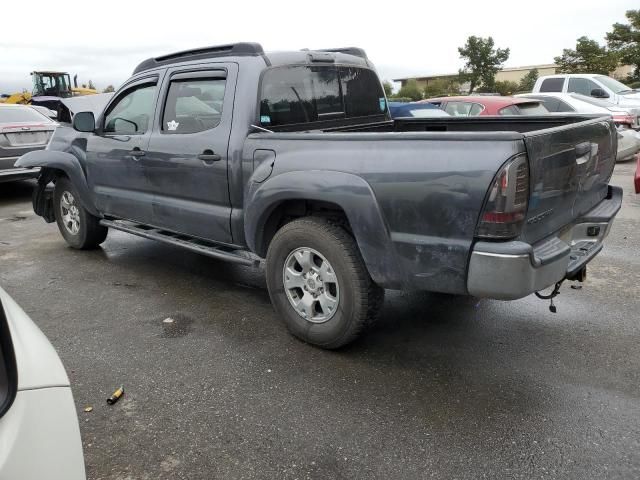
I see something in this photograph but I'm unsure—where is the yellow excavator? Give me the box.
[1,71,97,111]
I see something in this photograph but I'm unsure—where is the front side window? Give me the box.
[567,78,600,97]
[162,78,226,134]
[104,83,157,134]
[259,66,386,127]
[540,78,564,92]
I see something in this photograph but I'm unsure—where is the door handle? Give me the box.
[128,149,146,158]
[198,151,221,162]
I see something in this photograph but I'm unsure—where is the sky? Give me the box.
[1,0,637,94]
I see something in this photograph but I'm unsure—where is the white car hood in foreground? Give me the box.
[0,288,69,390]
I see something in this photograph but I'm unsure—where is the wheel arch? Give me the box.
[16,150,99,216]
[244,170,403,289]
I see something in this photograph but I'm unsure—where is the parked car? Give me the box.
[0,286,85,479]
[423,96,549,116]
[388,101,449,118]
[635,154,640,194]
[517,92,640,161]
[532,74,640,107]
[17,43,622,348]
[517,92,639,128]
[0,103,56,183]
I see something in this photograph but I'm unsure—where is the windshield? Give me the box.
[32,72,72,97]
[0,106,53,124]
[595,75,632,94]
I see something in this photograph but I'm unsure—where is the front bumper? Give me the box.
[0,160,40,183]
[467,186,622,300]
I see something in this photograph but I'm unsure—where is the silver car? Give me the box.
[0,286,85,479]
[0,104,56,183]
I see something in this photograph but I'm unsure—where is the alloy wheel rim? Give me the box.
[60,191,80,235]
[283,247,340,323]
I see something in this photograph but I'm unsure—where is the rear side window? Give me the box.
[539,78,564,92]
[104,83,157,134]
[469,103,484,116]
[498,105,520,115]
[532,96,560,112]
[445,102,473,116]
[259,66,387,128]
[515,102,549,115]
[162,78,226,134]
[567,78,600,97]
[555,99,574,112]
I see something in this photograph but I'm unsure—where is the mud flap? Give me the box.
[32,172,56,223]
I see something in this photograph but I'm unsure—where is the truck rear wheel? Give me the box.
[53,177,107,249]
[266,217,384,349]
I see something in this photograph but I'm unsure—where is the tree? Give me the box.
[518,68,539,92]
[382,80,393,97]
[103,85,115,93]
[396,79,423,101]
[607,10,640,81]
[494,80,519,96]
[87,80,96,90]
[423,78,460,98]
[554,36,619,75]
[458,36,510,94]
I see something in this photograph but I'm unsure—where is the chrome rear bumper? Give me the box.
[467,186,622,300]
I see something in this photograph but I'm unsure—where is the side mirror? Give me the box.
[72,111,95,132]
[590,88,609,99]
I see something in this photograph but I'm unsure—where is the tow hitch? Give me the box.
[535,266,587,313]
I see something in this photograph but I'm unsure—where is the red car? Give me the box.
[635,153,640,194]
[421,95,549,116]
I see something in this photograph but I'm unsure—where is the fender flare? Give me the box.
[244,170,403,289]
[16,150,100,216]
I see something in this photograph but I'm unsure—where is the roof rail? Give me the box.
[313,47,368,60]
[133,42,265,74]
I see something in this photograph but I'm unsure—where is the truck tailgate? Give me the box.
[521,117,617,243]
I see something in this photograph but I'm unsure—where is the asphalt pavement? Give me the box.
[0,162,639,480]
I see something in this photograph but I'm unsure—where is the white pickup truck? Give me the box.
[533,74,640,108]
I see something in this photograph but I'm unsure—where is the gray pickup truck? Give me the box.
[17,43,622,348]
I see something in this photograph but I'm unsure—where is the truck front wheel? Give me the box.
[53,177,108,249]
[266,217,384,349]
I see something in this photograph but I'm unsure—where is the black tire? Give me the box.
[53,176,107,249]
[266,217,384,349]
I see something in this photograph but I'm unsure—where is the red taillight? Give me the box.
[612,114,634,126]
[476,154,529,239]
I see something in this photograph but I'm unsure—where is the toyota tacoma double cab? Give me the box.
[17,43,622,348]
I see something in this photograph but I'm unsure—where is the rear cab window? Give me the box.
[539,78,564,92]
[259,66,388,130]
